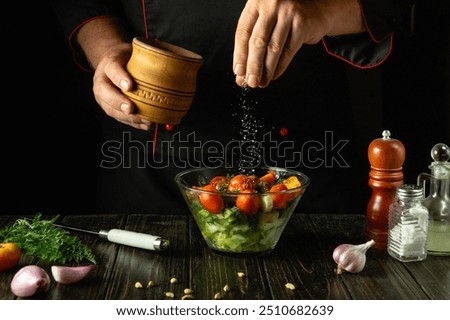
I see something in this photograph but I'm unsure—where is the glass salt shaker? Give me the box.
[387,184,429,262]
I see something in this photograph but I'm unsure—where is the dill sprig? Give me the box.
[0,213,97,265]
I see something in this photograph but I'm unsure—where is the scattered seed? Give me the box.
[237,271,246,278]
[223,284,231,292]
[134,281,143,289]
[164,291,175,298]
[213,292,222,300]
[146,280,154,288]
[183,288,194,295]
[170,277,178,284]
[181,294,195,300]
[285,282,296,290]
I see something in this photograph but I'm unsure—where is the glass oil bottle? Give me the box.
[417,143,450,255]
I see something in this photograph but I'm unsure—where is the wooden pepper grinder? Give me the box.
[366,130,405,250]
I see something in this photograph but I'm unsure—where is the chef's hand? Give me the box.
[233,0,327,88]
[233,0,363,88]
[92,43,152,130]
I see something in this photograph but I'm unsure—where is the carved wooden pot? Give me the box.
[123,37,203,124]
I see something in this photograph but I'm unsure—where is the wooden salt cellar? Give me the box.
[366,130,405,250]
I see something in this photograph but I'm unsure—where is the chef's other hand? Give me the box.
[93,43,152,131]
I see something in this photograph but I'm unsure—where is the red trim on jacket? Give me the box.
[357,0,392,43]
[141,0,149,38]
[321,33,393,69]
[321,0,393,69]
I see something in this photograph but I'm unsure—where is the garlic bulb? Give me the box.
[332,239,375,274]
[10,265,51,297]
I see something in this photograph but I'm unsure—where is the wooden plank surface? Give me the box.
[309,214,434,299]
[263,214,351,299]
[188,217,271,300]
[403,255,450,299]
[104,214,189,299]
[0,213,449,300]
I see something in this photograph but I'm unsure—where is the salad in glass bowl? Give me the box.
[174,167,309,255]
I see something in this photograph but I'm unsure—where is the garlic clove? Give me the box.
[51,265,95,284]
[332,239,375,274]
[11,265,51,298]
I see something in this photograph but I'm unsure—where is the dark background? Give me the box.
[2,2,101,214]
[1,1,448,215]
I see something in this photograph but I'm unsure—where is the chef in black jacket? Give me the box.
[50,0,416,215]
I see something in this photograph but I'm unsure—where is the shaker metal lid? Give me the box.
[396,184,424,199]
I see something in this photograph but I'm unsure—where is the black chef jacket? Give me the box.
[50,0,416,215]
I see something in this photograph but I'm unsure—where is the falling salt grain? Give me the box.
[235,87,264,170]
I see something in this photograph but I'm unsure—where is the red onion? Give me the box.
[51,265,95,284]
[10,265,51,297]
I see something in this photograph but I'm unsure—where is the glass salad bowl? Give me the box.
[174,167,310,255]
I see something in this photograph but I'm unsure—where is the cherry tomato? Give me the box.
[279,127,288,137]
[259,170,277,189]
[198,184,224,214]
[247,174,259,186]
[270,183,289,209]
[165,124,174,131]
[236,190,261,216]
[227,174,256,192]
[209,175,229,192]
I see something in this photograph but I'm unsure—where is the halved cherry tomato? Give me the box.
[259,170,277,190]
[247,174,259,186]
[236,190,261,216]
[209,175,229,192]
[270,183,289,209]
[198,184,224,214]
[227,174,256,192]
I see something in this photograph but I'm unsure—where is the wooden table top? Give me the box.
[1,213,449,300]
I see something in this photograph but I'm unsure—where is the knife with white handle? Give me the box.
[54,224,170,251]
